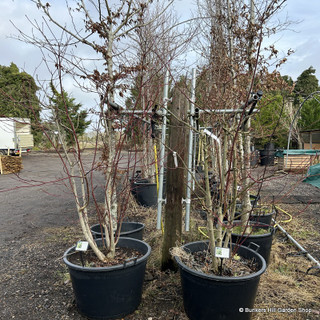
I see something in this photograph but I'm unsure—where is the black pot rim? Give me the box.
[91,221,145,235]
[133,181,157,187]
[130,178,150,183]
[120,222,145,236]
[63,237,151,272]
[174,240,266,282]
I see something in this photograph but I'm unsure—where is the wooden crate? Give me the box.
[0,155,23,174]
[278,154,320,171]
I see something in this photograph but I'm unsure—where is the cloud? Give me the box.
[279,38,320,81]
[273,0,320,80]
[1,0,320,102]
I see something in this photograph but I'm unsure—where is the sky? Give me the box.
[1,0,320,108]
[265,0,320,80]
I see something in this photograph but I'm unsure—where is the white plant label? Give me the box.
[173,151,178,168]
[75,241,89,252]
[214,247,230,259]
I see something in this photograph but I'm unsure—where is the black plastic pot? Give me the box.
[250,209,275,226]
[90,222,145,240]
[231,221,274,265]
[132,181,158,207]
[175,241,266,320]
[130,178,149,197]
[131,180,166,207]
[260,149,275,166]
[63,237,151,320]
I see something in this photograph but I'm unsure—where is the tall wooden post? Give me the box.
[161,86,187,271]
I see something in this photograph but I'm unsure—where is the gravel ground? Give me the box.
[0,153,319,320]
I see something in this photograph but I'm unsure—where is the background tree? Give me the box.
[0,63,42,143]
[294,66,319,99]
[282,75,294,87]
[49,82,91,146]
[298,97,320,130]
[251,92,290,148]
[251,73,294,148]
[292,67,320,147]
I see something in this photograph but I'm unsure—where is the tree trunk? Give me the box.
[161,87,187,271]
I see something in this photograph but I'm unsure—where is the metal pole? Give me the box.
[198,108,258,114]
[156,70,169,230]
[185,68,196,231]
[192,128,197,191]
[274,219,320,267]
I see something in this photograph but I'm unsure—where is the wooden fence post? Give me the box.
[161,86,188,270]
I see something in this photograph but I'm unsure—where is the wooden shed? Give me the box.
[301,129,320,150]
[277,149,320,171]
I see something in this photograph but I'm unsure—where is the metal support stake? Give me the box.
[185,68,196,231]
[156,70,169,230]
[274,219,320,268]
[192,130,197,192]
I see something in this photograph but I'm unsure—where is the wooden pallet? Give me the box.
[278,154,320,171]
[0,155,23,174]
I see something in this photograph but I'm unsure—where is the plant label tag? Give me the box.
[75,241,89,252]
[214,247,230,259]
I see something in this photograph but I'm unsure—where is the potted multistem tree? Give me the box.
[11,0,178,318]
[59,130,151,320]
[172,0,290,319]
[36,67,151,320]
[173,93,270,320]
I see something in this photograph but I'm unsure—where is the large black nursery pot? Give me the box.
[236,207,275,226]
[175,241,266,320]
[231,221,274,265]
[260,143,276,166]
[91,221,145,240]
[250,207,275,226]
[132,180,158,207]
[130,178,149,198]
[130,176,166,208]
[63,237,151,320]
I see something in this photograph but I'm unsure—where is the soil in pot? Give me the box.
[64,237,151,320]
[68,245,143,268]
[235,207,275,226]
[175,246,261,277]
[174,241,266,320]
